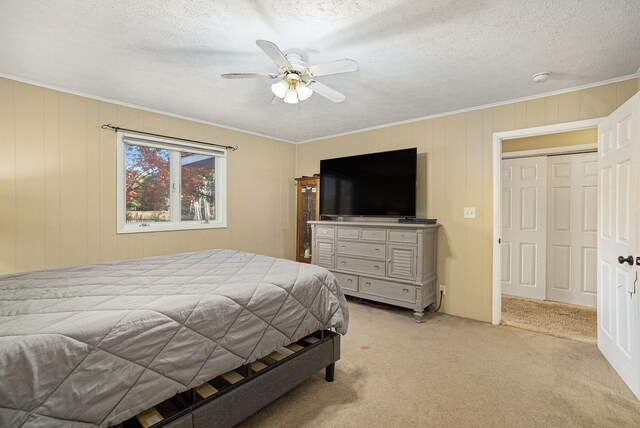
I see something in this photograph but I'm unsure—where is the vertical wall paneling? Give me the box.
[86,100,101,263]
[579,83,617,119]
[43,89,61,268]
[430,117,447,313]
[4,75,639,322]
[616,78,639,107]
[1,77,296,276]
[0,79,17,273]
[558,91,580,123]
[296,78,639,322]
[98,101,118,262]
[59,92,88,266]
[481,108,495,321]
[464,110,484,319]
[14,83,46,272]
[444,114,467,316]
[514,102,527,130]
[545,95,559,125]
[525,98,546,128]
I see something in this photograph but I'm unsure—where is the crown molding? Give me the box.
[296,73,640,144]
[3,71,638,145]
[0,72,295,144]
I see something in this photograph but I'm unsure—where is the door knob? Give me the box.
[618,255,634,265]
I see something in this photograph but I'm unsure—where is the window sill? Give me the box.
[117,221,227,234]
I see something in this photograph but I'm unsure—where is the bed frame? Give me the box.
[120,330,340,428]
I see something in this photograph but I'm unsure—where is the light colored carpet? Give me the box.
[501,295,597,344]
[239,301,640,428]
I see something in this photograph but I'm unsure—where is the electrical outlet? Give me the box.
[463,207,476,219]
[439,285,446,295]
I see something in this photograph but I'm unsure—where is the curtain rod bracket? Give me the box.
[100,123,238,151]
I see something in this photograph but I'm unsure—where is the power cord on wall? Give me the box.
[433,290,444,312]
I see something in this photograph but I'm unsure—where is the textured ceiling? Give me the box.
[1,0,639,143]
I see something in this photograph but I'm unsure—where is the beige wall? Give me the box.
[296,77,640,322]
[0,77,296,275]
[3,75,639,322]
[502,128,597,153]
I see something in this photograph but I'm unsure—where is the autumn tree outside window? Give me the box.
[116,131,227,233]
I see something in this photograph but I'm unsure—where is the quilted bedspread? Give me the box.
[0,249,349,427]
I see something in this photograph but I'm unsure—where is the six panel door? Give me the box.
[546,153,598,307]
[501,156,547,300]
[597,92,640,399]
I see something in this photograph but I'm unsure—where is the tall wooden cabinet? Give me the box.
[295,176,320,263]
[309,220,440,322]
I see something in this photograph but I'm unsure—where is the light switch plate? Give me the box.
[463,207,476,219]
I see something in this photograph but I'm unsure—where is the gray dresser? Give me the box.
[309,220,439,322]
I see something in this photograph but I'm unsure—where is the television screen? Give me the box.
[320,148,417,217]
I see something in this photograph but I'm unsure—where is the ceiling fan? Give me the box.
[221,40,358,104]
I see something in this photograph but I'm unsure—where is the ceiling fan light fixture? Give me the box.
[271,79,289,98]
[283,86,299,104]
[297,82,313,101]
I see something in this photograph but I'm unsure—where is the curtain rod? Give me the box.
[101,124,238,151]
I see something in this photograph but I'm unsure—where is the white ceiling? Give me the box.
[1,0,639,143]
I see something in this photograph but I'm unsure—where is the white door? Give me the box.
[598,92,640,399]
[502,156,547,300]
[547,153,598,307]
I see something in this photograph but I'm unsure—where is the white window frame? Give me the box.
[116,131,227,234]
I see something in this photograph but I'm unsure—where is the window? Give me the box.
[117,131,227,233]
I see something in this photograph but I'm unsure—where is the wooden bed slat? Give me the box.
[303,336,320,344]
[136,407,164,428]
[268,351,286,361]
[195,382,218,399]
[250,360,268,372]
[221,370,244,384]
[286,343,304,352]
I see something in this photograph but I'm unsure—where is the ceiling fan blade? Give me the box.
[309,59,358,77]
[221,72,278,79]
[256,40,292,70]
[308,81,346,102]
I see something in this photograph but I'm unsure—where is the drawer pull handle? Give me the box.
[341,261,346,265]
[401,234,405,238]
[403,288,409,293]
[374,265,379,269]
[347,279,353,283]
[365,282,371,286]
[375,248,380,251]
[341,245,346,248]
[371,233,375,236]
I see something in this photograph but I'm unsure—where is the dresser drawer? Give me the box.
[332,271,358,292]
[337,227,359,240]
[337,240,386,258]
[360,228,386,241]
[316,226,335,238]
[359,277,416,304]
[336,256,385,276]
[388,230,418,243]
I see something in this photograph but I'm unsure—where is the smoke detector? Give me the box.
[531,72,551,83]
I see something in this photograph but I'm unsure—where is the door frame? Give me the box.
[492,118,603,325]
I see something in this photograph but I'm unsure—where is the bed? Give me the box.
[0,249,349,427]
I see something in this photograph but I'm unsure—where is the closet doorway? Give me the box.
[500,129,598,343]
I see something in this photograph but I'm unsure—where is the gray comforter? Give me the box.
[0,249,349,427]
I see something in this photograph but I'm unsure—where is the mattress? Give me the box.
[0,249,349,427]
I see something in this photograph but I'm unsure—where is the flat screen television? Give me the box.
[320,148,417,217]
